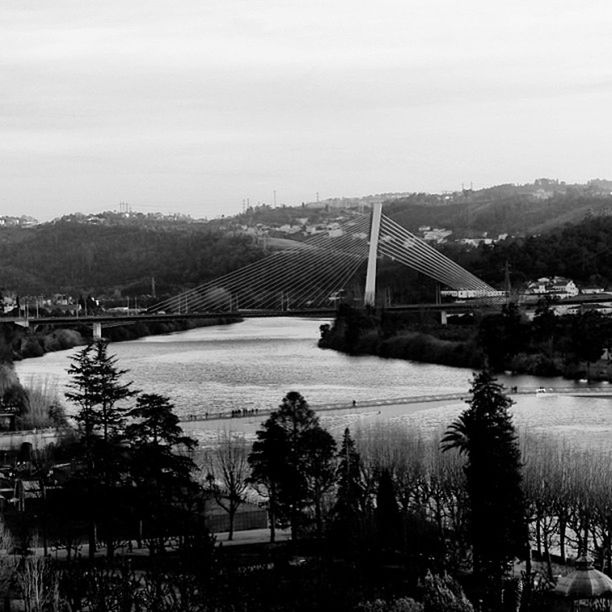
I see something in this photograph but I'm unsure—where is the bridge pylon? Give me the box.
[364,201,382,307]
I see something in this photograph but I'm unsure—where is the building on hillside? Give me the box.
[1,292,17,314]
[458,237,494,247]
[525,276,579,299]
[580,285,605,295]
[421,228,452,243]
[440,289,506,300]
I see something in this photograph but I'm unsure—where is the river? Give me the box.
[14,317,612,449]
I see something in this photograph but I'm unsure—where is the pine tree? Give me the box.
[64,340,136,558]
[441,370,528,602]
[333,427,364,529]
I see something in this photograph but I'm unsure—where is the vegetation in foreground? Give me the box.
[0,342,609,610]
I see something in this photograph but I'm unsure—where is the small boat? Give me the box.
[535,387,548,396]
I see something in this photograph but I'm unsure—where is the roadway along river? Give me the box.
[14,317,612,450]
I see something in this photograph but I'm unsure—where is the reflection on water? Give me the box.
[14,317,612,449]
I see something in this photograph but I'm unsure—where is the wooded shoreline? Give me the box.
[1,316,241,361]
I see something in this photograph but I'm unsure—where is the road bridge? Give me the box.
[4,294,612,338]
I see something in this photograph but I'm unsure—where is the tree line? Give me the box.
[0,221,265,296]
[2,344,609,610]
[321,301,612,379]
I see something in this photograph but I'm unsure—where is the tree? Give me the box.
[248,391,336,540]
[332,428,364,530]
[376,468,401,551]
[569,311,606,379]
[477,303,526,370]
[532,297,557,347]
[66,340,136,444]
[126,393,200,553]
[64,340,136,559]
[302,425,337,536]
[441,371,527,605]
[204,432,250,541]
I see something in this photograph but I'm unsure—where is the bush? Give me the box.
[422,572,474,612]
[43,328,84,352]
[356,597,424,612]
[20,377,67,429]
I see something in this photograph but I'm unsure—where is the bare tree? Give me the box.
[205,432,250,540]
[14,556,61,612]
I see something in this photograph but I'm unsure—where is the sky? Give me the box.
[2,1,612,221]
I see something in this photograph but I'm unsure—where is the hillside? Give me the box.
[445,215,612,288]
[227,179,612,239]
[3,179,612,300]
[0,219,265,298]
[384,183,612,237]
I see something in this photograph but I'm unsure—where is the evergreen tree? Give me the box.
[64,340,136,558]
[376,468,401,551]
[126,393,200,553]
[66,340,136,444]
[334,428,364,519]
[441,371,527,604]
[332,428,364,548]
[248,391,336,540]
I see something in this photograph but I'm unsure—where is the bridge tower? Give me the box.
[364,201,383,307]
[93,322,102,341]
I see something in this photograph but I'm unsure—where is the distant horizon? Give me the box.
[10,174,611,223]
[3,2,612,224]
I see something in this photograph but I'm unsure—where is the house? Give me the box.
[580,286,605,295]
[525,276,579,299]
[1,291,17,314]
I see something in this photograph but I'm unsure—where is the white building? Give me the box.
[525,276,579,299]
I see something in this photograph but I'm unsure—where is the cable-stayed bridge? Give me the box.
[5,205,498,339]
[148,203,495,315]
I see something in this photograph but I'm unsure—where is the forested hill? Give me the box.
[447,215,612,287]
[384,186,612,237]
[0,220,264,297]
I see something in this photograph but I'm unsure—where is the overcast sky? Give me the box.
[2,1,612,220]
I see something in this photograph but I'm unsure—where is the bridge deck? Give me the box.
[180,387,612,424]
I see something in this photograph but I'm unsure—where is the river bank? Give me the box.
[318,306,612,381]
[1,316,241,361]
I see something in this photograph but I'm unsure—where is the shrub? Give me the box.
[422,572,474,612]
[20,377,67,429]
[356,597,424,612]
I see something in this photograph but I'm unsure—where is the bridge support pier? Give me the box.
[93,322,102,341]
[440,310,448,326]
